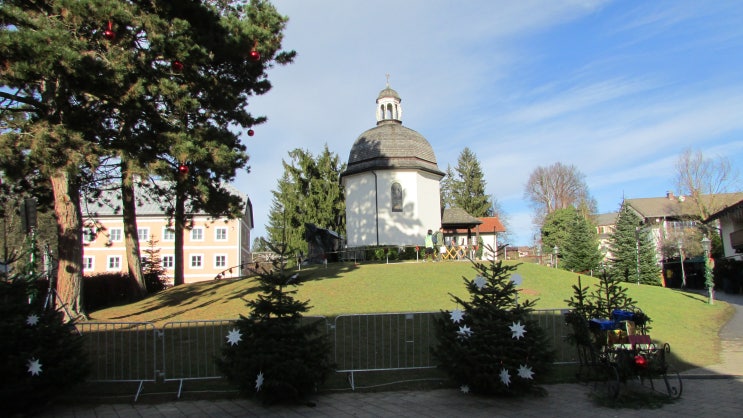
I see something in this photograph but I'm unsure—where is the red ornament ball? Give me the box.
[249,50,261,62]
[247,129,255,137]
[634,355,647,368]
[171,60,184,72]
[178,164,189,175]
[103,21,115,40]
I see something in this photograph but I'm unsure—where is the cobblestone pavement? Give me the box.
[39,292,743,418]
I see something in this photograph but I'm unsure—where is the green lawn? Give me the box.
[89,260,733,370]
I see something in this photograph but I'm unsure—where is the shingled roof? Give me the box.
[626,192,743,219]
[341,120,444,178]
[441,207,482,228]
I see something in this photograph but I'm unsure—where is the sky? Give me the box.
[236,0,743,247]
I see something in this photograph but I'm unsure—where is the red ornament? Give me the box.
[249,49,261,62]
[634,355,647,368]
[247,129,255,137]
[103,21,115,40]
[171,60,184,72]
[178,164,189,175]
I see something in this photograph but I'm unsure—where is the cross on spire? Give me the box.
[385,73,390,87]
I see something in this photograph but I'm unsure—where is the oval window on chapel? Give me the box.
[391,182,402,212]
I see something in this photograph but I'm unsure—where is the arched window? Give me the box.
[391,182,403,212]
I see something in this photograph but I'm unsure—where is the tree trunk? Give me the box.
[174,180,185,286]
[121,160,147,297]
[50,168,84,319]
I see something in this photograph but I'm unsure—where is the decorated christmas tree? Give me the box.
[432,247,555,396]
[0,235,89,415]
[216,239,333,405]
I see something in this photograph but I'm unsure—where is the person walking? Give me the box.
[424,229,434,262]
[434,227,445,261]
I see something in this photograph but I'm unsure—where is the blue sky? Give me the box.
[238,0,743,247]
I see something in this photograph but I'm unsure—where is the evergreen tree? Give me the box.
[266,146,345,257]
[540,208,575,259]
[560,210,602,273]
[0,235,89,415]
[217,239,333,405]
[445,148,492,217]
[607,203,661,286]
[564,272,650,348]
[141,237,168,293]
[1,1,295,296]
[432,247,554,396]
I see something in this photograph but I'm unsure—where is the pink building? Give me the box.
[82,182,253,284]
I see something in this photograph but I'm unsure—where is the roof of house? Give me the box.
[626,192,743,219]
[594,212,618,226]
[83,180,251,220]
[477,217,506,233]
[441,207,482,229]
[705,198,743,222]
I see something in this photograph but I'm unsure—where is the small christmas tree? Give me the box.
[0,235,89,415]
[564,271,650,349]
[216,239,333,405]
[432,246,555,396]
[141,238,168,293]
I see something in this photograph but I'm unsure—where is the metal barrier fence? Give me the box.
[333,312,437,389]
[161,319,237,397]
[76,310,575,396]
[76,322,158,401]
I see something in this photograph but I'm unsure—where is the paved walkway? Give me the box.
[40,292,743,418]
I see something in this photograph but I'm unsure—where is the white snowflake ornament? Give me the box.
[225,328,242,346]
[457,325,473,339]
[499,368,511,386]
[518,364,534,380]
[26,314,40,326]
[509,321,527,339]
[460,384,470,394]
[255,371,264,392]
[27,358,42,376]
[473,275,487,290]
[449,309,464,323]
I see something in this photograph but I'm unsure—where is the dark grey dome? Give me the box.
[341,120,444,178]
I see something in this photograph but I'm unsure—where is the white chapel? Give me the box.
[340,82,444,247]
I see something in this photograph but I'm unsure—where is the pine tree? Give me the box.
[0,235,88,415]
[607,203,662,285]
[445,148,492,217]
[217,240,333,405]
[560,210,602,273]
[432,247,554,396]
[266,146,345,256]
[541,208,576,262]
[141,237,168,293]
[1,0,295,303]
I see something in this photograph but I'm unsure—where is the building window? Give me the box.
[106,256,121,271]
[83,257,94,271]
[214,254,227,268]
[137,227,150,242]
[191,228,204,241]
[391,182,403,212]
[109,228,123,242]
[83,228,96,243]
[162,255,174,269]
[190,255,203,268]
[163,227,175,241]
[215,227,228,241]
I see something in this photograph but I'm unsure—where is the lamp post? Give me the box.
[677,239,687,288]
[553,245,559,269]
[702,236,714,305]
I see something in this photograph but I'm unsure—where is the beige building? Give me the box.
[82,182,253,284]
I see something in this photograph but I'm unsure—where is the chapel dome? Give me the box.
[341,84,443,178]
